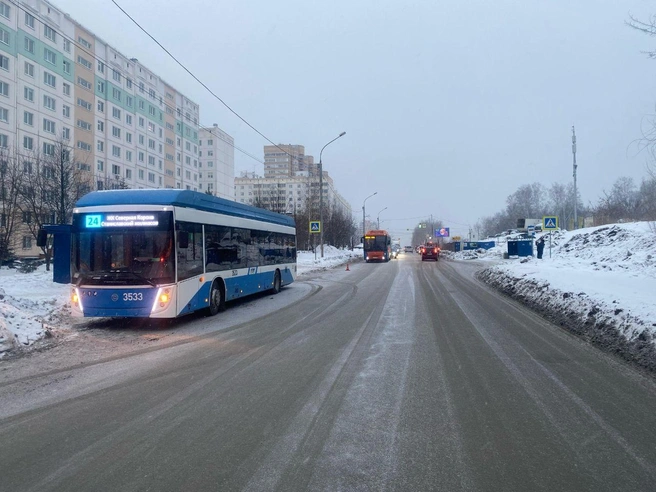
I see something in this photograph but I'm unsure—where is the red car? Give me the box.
[420,242,440,261]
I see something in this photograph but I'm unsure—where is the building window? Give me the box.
[0,82,8,97]
[97,121,104,132]
[97,140,104,152]
[0,55,8,71]
[112,69,121,82]
[62,105,70,118]
[24,12,35,29]
[125,114,132,125]
[0,134,7,148]
[126,78,132,89]
[126,150,132,162]
[44,72,56,88]
[44,48,56,65]
[112,107,121,120]
[24,87,33,102]
[97,100,104,112]
[44,25,56,42]
[148,122,155,133]
[63,83,70,96]
[97,60,104,73]
[78,36,92,49]
[138,134,144,145]
[23,136,33,150]
[0,28,9,45]
[138,116,144,127]
[77,98,92,111]
[148,138,155,149]
[77,76,92,90]
[0,107,7,122]
[112,87,121,101]
[63,60,71,74]
[76,119,91,131]
[112,145,121,157]
[77,55,92,70]
[126,96,133,108]
[97,80,105,94]
[43,118,56,134]
[24,37,34,53]
[112,164,120,175]
[22,236,32,249]
[112,126,121,138]
[125,169,132,179]
[43,95,56,111]
[63,38,71,53]
[148,172,155,183]
[138,151,144,162]
[43,142,55,155]
[62,127,70,140]
[125,132,132,143]
[77,141,91,152]
[97,160,104,171]
[24,61,34,77]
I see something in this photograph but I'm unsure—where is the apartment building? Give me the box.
[199,124,234,200]
[234,143,352,219]
[263,144,315,179]
[0,0,201,255]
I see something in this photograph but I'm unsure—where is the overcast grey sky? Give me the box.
[55,0,656,242]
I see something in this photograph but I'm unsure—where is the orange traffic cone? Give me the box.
[345,263,350,271]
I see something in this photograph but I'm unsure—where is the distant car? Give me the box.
[391,245,400,259]
[404,246,414,253]
[420,242,440,261]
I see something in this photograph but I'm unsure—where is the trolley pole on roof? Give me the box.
[572,125,578,230]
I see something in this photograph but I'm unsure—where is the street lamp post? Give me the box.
[377,207,388,229]
[319,131,346,258]
[362,192,377,238]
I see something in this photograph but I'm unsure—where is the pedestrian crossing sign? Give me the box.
[309,221,321,233]
[543,216,558,230]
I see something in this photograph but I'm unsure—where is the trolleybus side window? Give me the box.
[177,222,203,281]
[205,224,235,272]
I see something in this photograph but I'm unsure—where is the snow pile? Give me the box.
[296,246,361,276]
[476,222,656,372]
[0,266,70,355]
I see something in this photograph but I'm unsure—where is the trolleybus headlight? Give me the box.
[71,288,83,313]
[152,287,173,313]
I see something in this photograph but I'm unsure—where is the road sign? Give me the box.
[309,221,321,234]
[543,216,558,230]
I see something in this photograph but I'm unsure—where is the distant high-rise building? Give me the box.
[263,144,314,179]
[199,124,234,200]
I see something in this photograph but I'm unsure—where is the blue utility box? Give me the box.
[507,239,533,258]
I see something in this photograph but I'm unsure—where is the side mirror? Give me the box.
[178,232,189,249]
[36,229,48,247]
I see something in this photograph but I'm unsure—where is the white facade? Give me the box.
[199,124,234,200]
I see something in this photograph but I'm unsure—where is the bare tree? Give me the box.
[0,148,24,264]
[17,139,92,269]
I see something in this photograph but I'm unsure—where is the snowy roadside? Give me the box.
[0,246,361,358]
[449,223,656,373]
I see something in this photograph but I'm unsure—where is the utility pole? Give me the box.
[572,125,577,230]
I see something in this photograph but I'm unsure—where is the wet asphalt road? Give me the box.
[2,254,656,491]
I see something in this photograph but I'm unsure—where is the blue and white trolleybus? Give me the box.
[70,189,296,318]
